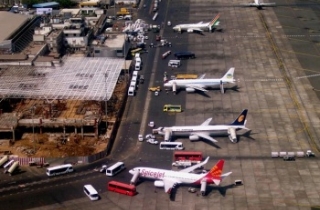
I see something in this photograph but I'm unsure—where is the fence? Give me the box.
[9,156,45,166]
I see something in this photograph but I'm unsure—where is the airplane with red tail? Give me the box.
[129,157,232,196]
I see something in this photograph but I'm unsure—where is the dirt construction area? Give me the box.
[0,79,127,158]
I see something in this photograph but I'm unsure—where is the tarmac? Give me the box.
[1,0,320,209]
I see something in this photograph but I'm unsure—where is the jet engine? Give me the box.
[154,180,164,188]
[189,135,199,141]
[164,129,172,141]
[186,87,195,92]
[200,180,207,196]
[187,28,193,33]
[228,127,238,143]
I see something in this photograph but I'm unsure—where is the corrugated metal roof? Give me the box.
[32,1,60,8]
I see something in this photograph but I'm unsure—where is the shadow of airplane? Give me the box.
[208,85,240,93]
[205,183,236,196]
[239,130,256,142]
[170,183,236,201]
[202,140,221,149]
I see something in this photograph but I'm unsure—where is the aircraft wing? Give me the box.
[186,84,208,92]
[179,157,209,173]
[191,132,218,143]
[163,177,181,193]
[241,3,257,6]
[198,74,206,79]
[260,2,276,6]
[200,118,212,126]
[187,28,203,33]
[241,2,275,6]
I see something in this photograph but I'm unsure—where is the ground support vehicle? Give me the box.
[149,86,161,92]
[163,104,182,112]
[108,181,137,196]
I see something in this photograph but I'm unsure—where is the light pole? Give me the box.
[31,106,35,151]
[105,73,108,130]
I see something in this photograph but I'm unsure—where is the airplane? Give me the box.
[172,14,220,34]
[241,0,276,9]
[152,109,249,143]
[163,67,235,94]
[129,157,232,196]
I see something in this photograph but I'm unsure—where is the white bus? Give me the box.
[106,162,125,176]
[46,164,74,176]
[159,142,184,150]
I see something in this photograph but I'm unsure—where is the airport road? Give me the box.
[2,0,320,209]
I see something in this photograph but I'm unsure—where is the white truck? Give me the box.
[172,160,201,168]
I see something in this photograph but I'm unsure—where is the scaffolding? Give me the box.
[0,57,124,101]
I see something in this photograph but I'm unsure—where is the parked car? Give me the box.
[138,134,144,142]
[167,21,171,26]
[188,187,196,193]
[99,164,107,173]
[283,156,295,161]
[148,121,155,127]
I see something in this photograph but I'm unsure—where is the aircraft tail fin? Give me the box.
[209,14,220,28]
[221,67,235,82]
[230,109,248,126]
[205,159,224,181]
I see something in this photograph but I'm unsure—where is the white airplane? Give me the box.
[152,109,249,143]
[172,14,220,33]
[164,67,235,94]
[129,157,232,196]
[241,0,276,9]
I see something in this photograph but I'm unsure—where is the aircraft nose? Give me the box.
[129,169,135,174]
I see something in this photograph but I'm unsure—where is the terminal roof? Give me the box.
[0,12,31,42]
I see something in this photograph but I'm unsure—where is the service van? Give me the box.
[168,60,181,68]
[106,162,125,176]
[160,142,184,150]
[163,104,182,112]
[83,184,99,201]
[128,87,135,96]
